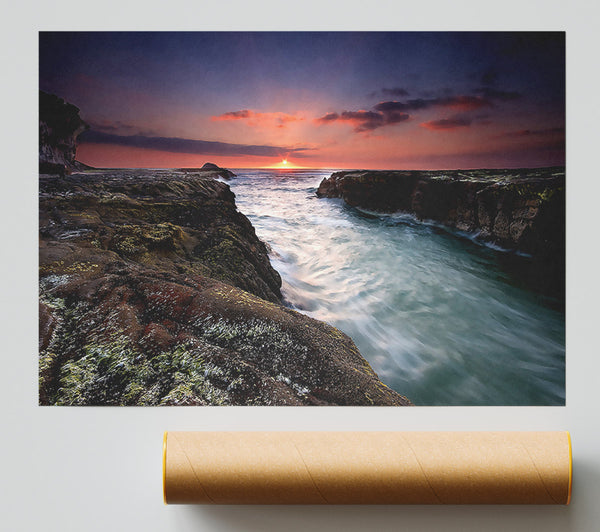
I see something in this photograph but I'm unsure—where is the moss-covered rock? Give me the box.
[39,171,282,302]
[39,169,412,406]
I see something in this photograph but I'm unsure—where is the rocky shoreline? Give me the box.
[38,90,411,406]
[39,170,411,406]
[317,168,565,299]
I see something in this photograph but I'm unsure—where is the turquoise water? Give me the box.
[228,168,565,405]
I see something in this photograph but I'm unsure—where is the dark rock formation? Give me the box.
[39,91,90,175]
[176,162,236,180]
[318,168,564,253]
[317,167,565,299]
[39,169,411,406]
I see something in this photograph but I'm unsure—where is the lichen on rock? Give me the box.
[39,169,412,406]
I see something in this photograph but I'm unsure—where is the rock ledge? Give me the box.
[39,169,411,406]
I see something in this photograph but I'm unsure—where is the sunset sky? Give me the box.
[39,32,565,170]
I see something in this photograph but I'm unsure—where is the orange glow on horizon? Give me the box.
[266,158,305,169]
[76,142,564,172]
[77,143,314,170]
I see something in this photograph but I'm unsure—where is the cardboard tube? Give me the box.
[163,431,572,505]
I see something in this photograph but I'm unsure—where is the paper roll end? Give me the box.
[567,431,573,505]
[162,431,168,505]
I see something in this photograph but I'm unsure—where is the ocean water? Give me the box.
[228,168,565,406]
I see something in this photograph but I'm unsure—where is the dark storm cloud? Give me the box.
[339,110,385,132]
[384,111,412,125]
[317,92,498,134]
[375,87,521,114]
[374,95,493,113]
[340,110,383,121]
[79,130,313,158]
[315,112,340,123]
[320,88,522,134]
[374,100,423,112]
[316,109,409,133]
[421,117,472,131]
[217,110,252,119]
[87,120,159,137]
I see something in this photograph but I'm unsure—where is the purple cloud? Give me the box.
[79,130,314,158]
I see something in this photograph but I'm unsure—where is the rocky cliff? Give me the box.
[39,169,411,406]
[317,168,565,297]
[39,91,90,174]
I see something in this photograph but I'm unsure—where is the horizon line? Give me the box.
[75,164,566,172]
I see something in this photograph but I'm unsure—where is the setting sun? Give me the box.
[266,158,304,169]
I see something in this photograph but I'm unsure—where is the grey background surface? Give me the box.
[2,1,599,530]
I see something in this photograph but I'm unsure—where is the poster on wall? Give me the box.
[38,32,565,406]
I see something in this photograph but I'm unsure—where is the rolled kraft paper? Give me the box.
[163,431,572,505]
